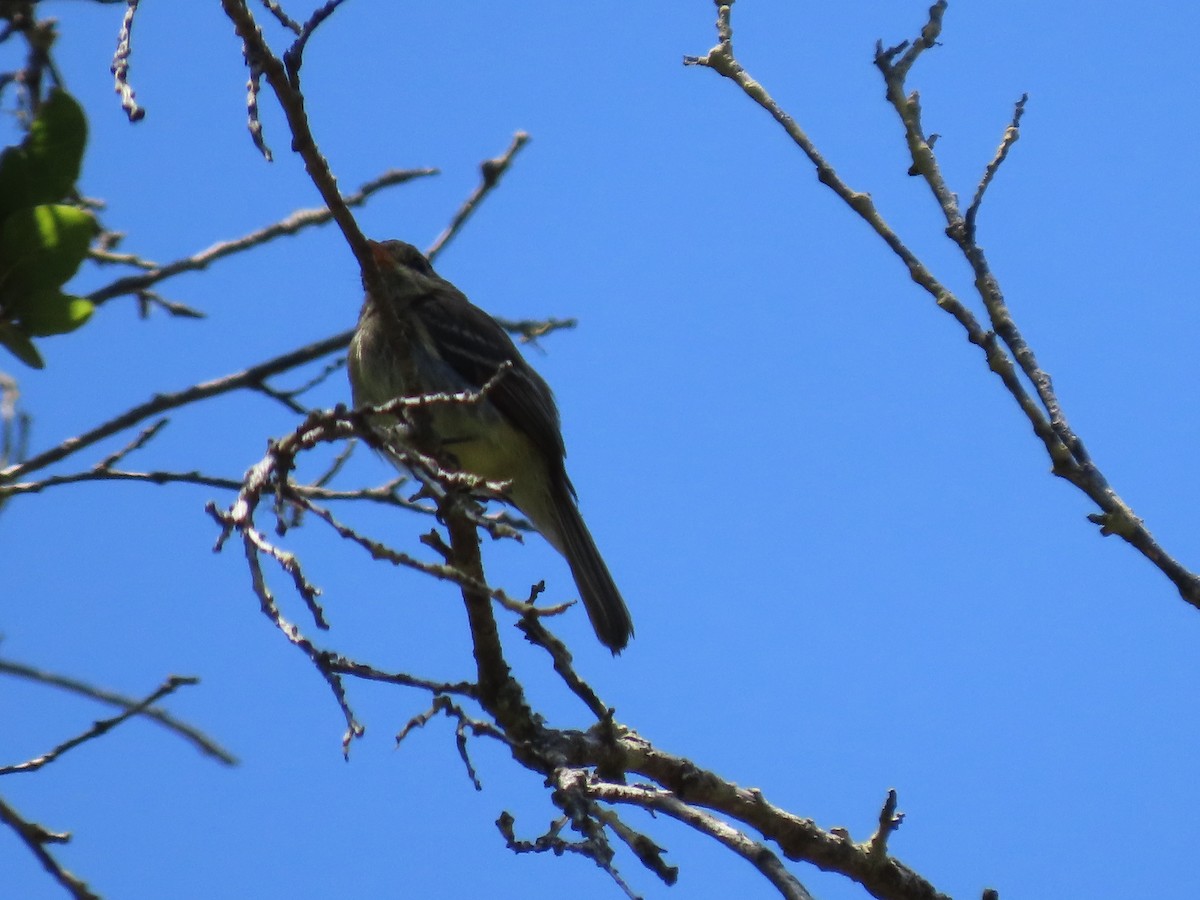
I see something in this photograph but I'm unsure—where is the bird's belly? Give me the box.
[433,405,536,488]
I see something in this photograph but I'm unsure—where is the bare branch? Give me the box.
[580,774,813,900]
[3,466,243,498]
[867,789,905,858]
[0,329,350,486]
[491,314,578,346]
[327,657,476,699]
[211,496,365,755]
[209,393,965,896]
[134,290,206,319]
[257,0,301,35]
[497,806,639,897]
[94,417,167,469]
[595,806,678,889]
[246,56,271,160]
[395,694,513,790]
[0,675,197,775]
[427,131,531,259]
[965,94,1028,241]
[282,0,350,88]
[875,0,947,81]
[0,794,98,900]
[688,0,1200,611]
[110,0,145,122]
[203,393,532,755]
[221,0,378,292]
[87,167,437,307]
[0,658,236,765]
[622,737,951,899]
[517,605,611,722]
[439,486,527,722]
[89,3,979,896]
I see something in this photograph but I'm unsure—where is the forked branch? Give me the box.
[687,0,1200,610]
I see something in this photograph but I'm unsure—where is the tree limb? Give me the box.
[686,0,1200,610]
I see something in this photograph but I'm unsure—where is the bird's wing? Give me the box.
[413,286,570,470]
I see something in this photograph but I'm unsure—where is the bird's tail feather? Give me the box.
[547,486,634,654]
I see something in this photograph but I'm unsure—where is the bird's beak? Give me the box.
[367,240,392,269]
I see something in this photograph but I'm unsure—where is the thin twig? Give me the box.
[283,0,350,88]
[326,657,477,699]
[209,496,365,755]
[87,167,436,307]
[0,329,352,485]
[580,774,813,900]
[427,131,531,259]
[965,94,1028,241]
[134,290,206,320]
[866,789,904,857]
[94,418,167,469]
[395,695,512,789]
[2,468,249,497]
[110,0,145,122]
[0,794,99,900]
[517,611,610,721]
[0,675,197,775]
[257,0,301,34]
[491,315,577,346]
[246,57,271,160]
[497,805,636,897]
[0,659,236,765]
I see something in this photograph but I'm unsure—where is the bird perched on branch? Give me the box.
[348,239,634,653]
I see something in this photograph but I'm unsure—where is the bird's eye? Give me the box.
[398,247,434,276]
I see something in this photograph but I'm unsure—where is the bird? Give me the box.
[347,239,634,653]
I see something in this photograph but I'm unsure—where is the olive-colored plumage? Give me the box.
[348,240,634,653]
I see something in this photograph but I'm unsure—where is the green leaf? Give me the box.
[0,147,33,225]
[0,204,96,295]
[12,288,94,337]
[28,90,88,191]
[0,89,88,223]
[0,322,45,369]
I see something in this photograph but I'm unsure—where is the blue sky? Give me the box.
[4,2,1200,898]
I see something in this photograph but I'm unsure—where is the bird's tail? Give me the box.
[544,484,634,654]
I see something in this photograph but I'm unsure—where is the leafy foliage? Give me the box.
[0,89,95,369]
